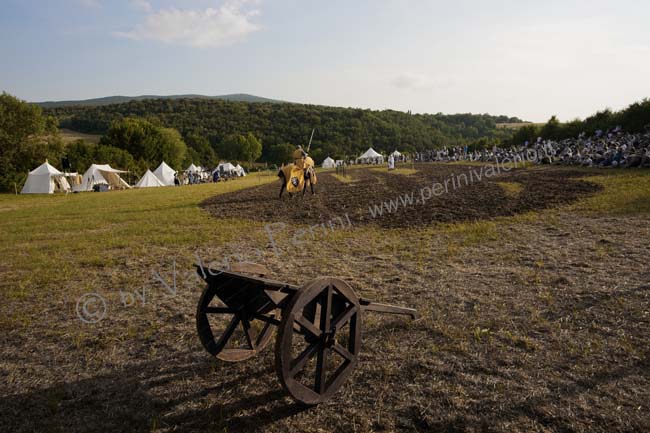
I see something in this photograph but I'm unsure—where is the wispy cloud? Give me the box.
[114,0,261,48]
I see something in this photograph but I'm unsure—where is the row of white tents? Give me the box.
[20,161,131,194]
[21,160,246,194]
[320,148,402,168]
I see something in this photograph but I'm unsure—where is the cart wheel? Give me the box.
[196,283,276,362]
[276,277,361,405]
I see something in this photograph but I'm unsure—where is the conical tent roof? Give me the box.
[21,160,70,194]
[29,160,63,176]
[391,150,402,157]
[153,161,176,186]
[216,162,237,172]
[186,163,200,173]
[136,169,165,188]
[359,148,382,159]
[322,156,336,168]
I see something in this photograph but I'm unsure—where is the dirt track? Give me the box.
[202,164,601,228]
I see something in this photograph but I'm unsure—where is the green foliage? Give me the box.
[216,133,247,160]
[0,93,64,191]
[65,139,138,173]
[185,133,218,166]
[46,98,520,161]
[507,124,541,146]
[468,137,500,151]
[619,99,650,132]
[99,117,187,170]
[582,109,620,135]
[241,132,262,163]
[540,115,562,140]
[266,142,295,165]
[216,132,262,162]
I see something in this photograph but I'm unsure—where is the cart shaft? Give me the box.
[360,299,419,320]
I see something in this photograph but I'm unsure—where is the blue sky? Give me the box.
[1,0,649,121]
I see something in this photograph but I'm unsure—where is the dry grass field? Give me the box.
[59,129,102,144]
[1,164,649,433]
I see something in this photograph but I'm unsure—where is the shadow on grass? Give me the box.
[0,351,308,433]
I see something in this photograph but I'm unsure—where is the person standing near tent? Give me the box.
[174,173,180,186]
[388,153,395,170]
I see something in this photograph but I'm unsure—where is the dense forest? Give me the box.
[45,98,523,164]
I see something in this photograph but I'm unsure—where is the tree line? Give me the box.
[44,98,522,164]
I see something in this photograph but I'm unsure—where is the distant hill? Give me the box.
[36,93,286,108]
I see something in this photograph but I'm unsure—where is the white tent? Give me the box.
[186,163,200,173]
[153,161,176,186]
[391,150,402,157]
[322,156,336,168]
[215,162,237,175]
[234,164,247,177]
[21,160,72,194]
[78,164,130,191]
[136,169,165,188]
[357,148,384,164]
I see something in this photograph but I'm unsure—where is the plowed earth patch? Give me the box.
[201,164,601,227]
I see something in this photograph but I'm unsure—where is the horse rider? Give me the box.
[293,145,308,170]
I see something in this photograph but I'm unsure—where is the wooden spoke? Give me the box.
[321,284,333,331]
[295,314,322,338]
[332,305,357,331]
[255,320,274,347]
[289,342,320,377]
[251,313,282,327]
[315,346,329,393]
[214,316,240,353]
[332,342,354,362]
[314,285,333,393]
[241,319,256,350]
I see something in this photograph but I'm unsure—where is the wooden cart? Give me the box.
[195,262,418,405]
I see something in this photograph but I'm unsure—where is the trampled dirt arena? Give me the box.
[202,164,602,228]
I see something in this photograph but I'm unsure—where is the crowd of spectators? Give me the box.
[414,128,650,168]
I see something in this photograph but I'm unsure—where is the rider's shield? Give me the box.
[286,166,305,193]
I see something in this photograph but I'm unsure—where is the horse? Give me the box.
[278,156,317,198]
